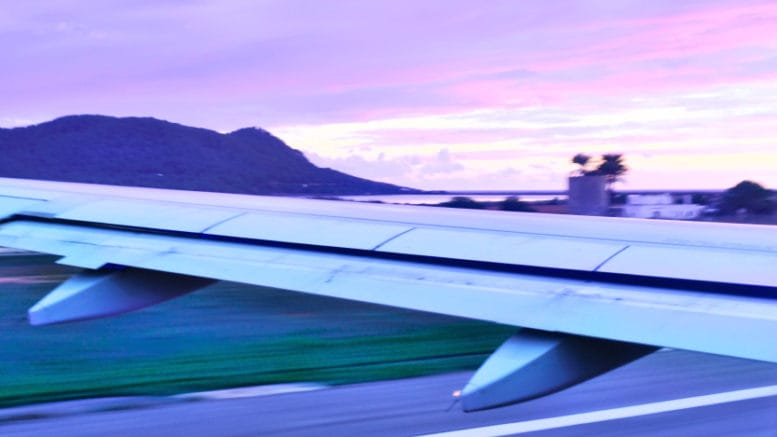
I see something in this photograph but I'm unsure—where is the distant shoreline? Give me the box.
[426,189,730,196]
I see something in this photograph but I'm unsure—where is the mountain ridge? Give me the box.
[0,115,415,195]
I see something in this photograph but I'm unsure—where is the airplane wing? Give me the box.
[0,177,775,411]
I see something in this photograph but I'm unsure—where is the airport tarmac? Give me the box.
[1,349,777,436]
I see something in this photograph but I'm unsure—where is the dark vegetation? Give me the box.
[720,180,775,215]
[436,196,487,209]
[435,196,536,212]
[500,196,537,212]
[0,115,415,195]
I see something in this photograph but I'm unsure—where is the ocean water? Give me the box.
[340,194,567,204]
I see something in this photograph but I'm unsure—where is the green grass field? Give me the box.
[0,254,514,407]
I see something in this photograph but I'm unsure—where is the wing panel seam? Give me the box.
[593,245,631,272]
[371,227,417,251]
[198,211,250,233]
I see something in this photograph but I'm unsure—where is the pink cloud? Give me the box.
[527,2,777,70]
[4,1,777,190]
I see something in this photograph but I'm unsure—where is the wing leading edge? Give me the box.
[0,177,775,410]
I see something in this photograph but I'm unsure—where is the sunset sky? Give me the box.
[2,0,776,190]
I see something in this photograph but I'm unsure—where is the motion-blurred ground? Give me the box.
[0,253,512,407]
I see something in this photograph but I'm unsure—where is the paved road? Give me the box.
[2,350,777,436]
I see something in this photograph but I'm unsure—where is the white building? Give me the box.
[621,194,705,220]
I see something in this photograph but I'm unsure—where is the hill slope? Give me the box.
[0,115,413,195]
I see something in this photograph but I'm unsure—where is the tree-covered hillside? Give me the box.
[0,115,414,195]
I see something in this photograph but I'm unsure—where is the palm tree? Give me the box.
[594,154,627,193]
[571,153,591,175]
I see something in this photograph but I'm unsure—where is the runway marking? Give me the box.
[173,383,326,400]
[421,384,777,437]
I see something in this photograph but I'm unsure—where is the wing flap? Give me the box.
[599,244,777,287]
[205,211,415,250]
[57,199,243,233]
[375,227,628,270]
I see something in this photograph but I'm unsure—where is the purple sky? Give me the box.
[3,0,777,190]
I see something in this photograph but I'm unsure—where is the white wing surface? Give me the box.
[0,177,775,410]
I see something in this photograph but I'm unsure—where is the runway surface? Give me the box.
[2,350,777,436]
